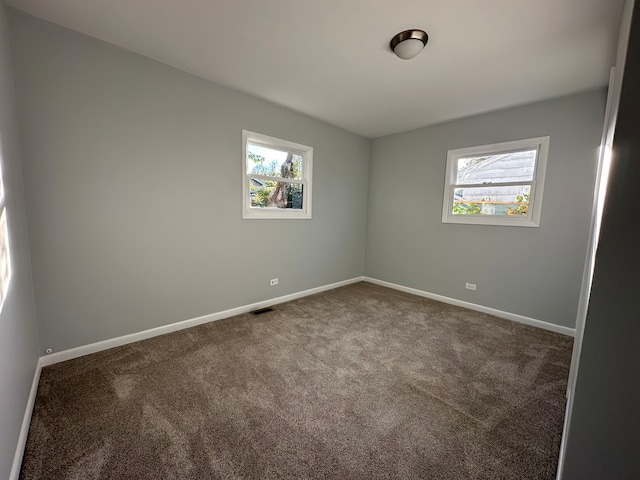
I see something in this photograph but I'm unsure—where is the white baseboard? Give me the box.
[556,387,573,480]
[15,276,571,477]
[40,277,364,367]
[363,277,576,337]
[10,358,42,480]
[40,275,574,368]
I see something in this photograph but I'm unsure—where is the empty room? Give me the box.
[1,1,639,479]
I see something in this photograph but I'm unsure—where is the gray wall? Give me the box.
[8,10,370,353]
[4,8,607,357]
[0,3,39,479]
[562,1,640,476]
[0,7,617,476]
[365,91,606,328]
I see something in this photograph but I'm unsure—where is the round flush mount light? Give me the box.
[390,29,429,60]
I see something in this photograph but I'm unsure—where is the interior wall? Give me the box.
[561,0,640,476]
[365,90,606,328]
[0,2,40,479]
[8,10,370,353]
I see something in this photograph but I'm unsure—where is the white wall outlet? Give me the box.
[465,283,477,291]
[269,278,279,287]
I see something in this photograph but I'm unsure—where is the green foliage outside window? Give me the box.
[249,151,302,208]
[452,202,481,215]
[506,194,530,216]
[452,194,529,216]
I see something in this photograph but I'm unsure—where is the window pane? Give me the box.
[456,149,536,185]
[249,180,304,210]
[453,185,531,216]
[247,143,303,179]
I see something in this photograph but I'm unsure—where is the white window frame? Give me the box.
[242,130,313,220]
[441,136,550,227]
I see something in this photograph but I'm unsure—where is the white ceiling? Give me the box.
[6,0,625,138]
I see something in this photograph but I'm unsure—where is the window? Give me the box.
[442,136,549,227]
[0,164,11,311]
[242,130,313,219]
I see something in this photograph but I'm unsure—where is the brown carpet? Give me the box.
[20,282,573,479]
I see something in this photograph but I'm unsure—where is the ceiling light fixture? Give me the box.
[390,29,429,60]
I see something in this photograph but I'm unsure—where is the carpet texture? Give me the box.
[20,282,573,479]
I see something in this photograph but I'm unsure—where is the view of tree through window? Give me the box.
[242,130,313,219]
[247,145,304,209]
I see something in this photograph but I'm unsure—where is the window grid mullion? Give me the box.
[248,174,305,185]
[452,180,534,189]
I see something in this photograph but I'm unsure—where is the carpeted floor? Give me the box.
[20,282,573,479]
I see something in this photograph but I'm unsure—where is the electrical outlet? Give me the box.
[465,283,477,291]
[269,278,279,287]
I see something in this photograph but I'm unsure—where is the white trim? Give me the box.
[566,4,633,401]
[249,174,305,185]
[555,388,573,480]
[363,277,575,337]
[442,136,550,227]
[14,275,573,477]
[556,2,635,479]
[10,358,42,480]
[0,207,12,313]
[40,277,363,367]
[565,69,619,397]
[242,129,313,220]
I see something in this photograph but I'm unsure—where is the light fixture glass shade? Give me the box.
[390,29,428,60]
[393,38,425,60]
